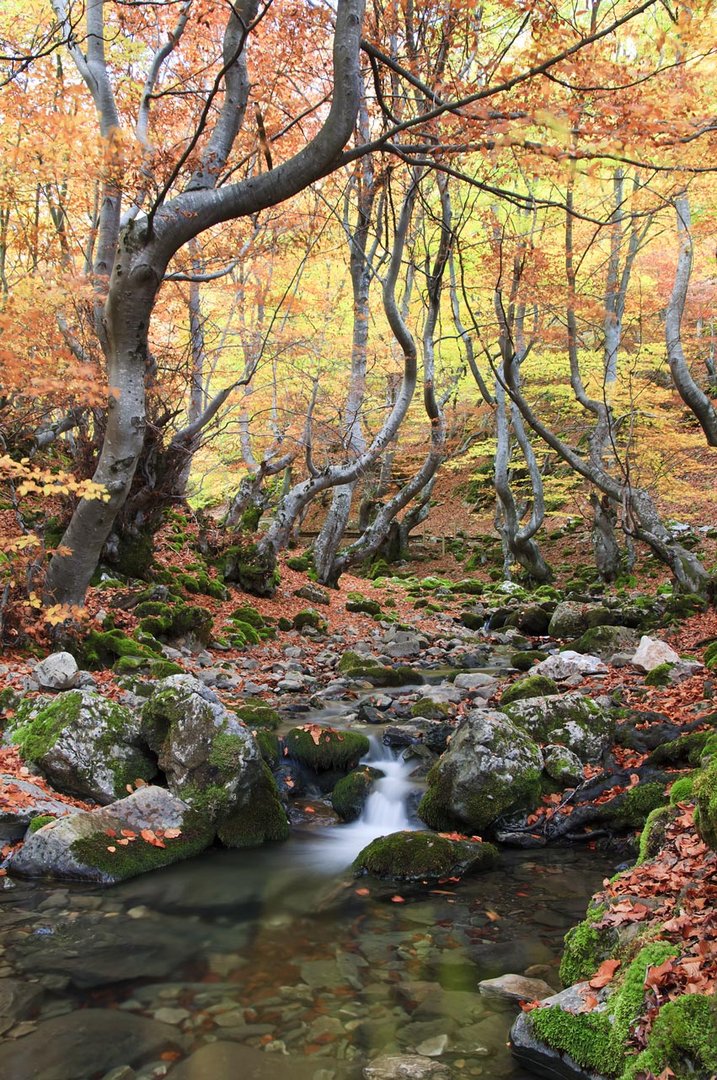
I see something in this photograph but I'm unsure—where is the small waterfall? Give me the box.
[305,734,417,871]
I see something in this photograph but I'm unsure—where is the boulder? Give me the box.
[9,785,211,884]
[502,692,614,762]
[547,602,591,639]
[630,635,682,673]
[510,984,609,1080]
[478,973,556,1005]
[32,652,79,691]
[0,775,76,842]
[382,628,426,659]
[418,711,543,833]
[453,672,498,696]
[5,690,156,803]
[571,624,638,659]
[353,830,499,883]
[542,744,584,786]
[141,676,288,847]
[533,651,607,681]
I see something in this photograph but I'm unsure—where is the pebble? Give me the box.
[152,1007,190,1025]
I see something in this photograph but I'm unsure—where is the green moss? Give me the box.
[292,608,328,633]
[230,604,267,629]
[70,818,213,881]
[230,619,262,644]
[338,650,379,673]
[608,782,667,829]
[559,905,613,985]
[216,764,289,847]
[82,629,160,669]
[331,767,378,822]
[286,551,314,572]
[148,660,184,679]
[139,603,213,644]
[233,700,281,729]
[10,692,83,761]
[410,698,451,719]
[209,732,251,772]
[648,729,715,768]
[220,542,279,597]
[637,805,677,864]
[644,662,675,687]
[418,759,542,835]
[346,593,382,616]
[511,650,549,672]
[694,756,717,849]
[255,729,280,765]
[284,727,369,772]
[113,531,154,579]
[571,624,634,655]
[622,994,717,1080]
[449,579,484,595]
[669,775,695,805]
[501,675,558,705]
[28,814,56,833]
[352,830,499,882]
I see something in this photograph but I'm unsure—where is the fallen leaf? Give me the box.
[589,958,621,989]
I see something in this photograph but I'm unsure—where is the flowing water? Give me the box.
[0,733,616,1080]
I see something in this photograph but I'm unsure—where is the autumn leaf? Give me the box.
[589,959,621,989]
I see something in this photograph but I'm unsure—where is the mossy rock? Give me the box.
[622,993,717,1080]
[230,604,267,629]
[230,620,262,645]
[559,905,614,986]
[638,805,678,864]
[570,624,638,659]
[511,650,549,672]
[70,815,213,882]
[284,726,369,772]
[644,662,676,688]
[353,830,499,883]
[694,755,717,850]
[501,675,558,706]
[647,729,715,769]
[255,729,280,766]
[220,542,279,597]
[605,781,667,829]
[460,612,485,631]
[450,579,484,596]
[216,763,289,848]
[339,657,425,687]
[346,592,382,616]
[669,775,696,805]
[331,766,380,822]
[233,699,281,730]
[112,531,155,580]
[338,650,379,674]
[28,814,56,833]
[138,603,213,645]
[410,698,451,720]
[82,629,161,670]
[286,551,314,572]
[292,608,328,633]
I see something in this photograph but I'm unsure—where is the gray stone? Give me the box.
[0,977,44,1021]
[478,973,556,1005]
[453,672,499,693]
[630,636,682,673]
[9,785,207,884]
[542,745,584,786]
[502,692,614,762]
[0,1008,185,1080]
[547,602,592,639]
[33,652,79,691]
[364,1055,450,1079]
[0,776,76,842]
[533,652,607,681]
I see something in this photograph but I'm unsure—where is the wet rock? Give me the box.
[418,711,543,833]
[453,672,498,696]
[364,1055,450,1079]
[9,785,210,884]
[502,692,614,763]
[353,831,499,883]
[383,721,451,753]
[0,776,76,842]
[0,977,44,1022]
[510,984,608,1080]
[5,690,156,804]
[478,973,556,1005]
[33,653,79,692]
[0,1008,185,1080]
[382,629,426,659]
[415,1033,448,1056]
[630,635,682,673]
[533,652,607,681]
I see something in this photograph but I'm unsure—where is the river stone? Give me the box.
[0,977,44,1021]
[4,690,156,804]
[418,711,543,833]
[9,785,209,884]
[630,635,682,672]
[478,973,556,1005]
[170,1041,361,1079]
[0,1008,185,1080]
[364,1054,451,1078]
[501,692,614,762]
[0,775,76,842]
[33,652,79,691]
[510,984,609,1080]
[533,652,607,681]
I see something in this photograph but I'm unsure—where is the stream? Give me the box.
[0,729,616,1080]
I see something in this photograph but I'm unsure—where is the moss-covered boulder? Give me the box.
[82,629,161,670]
[138,603,214,646]
[506,604,551,635]
[353,830,499,883]
[604,781,667,830]
[292,608,328,633]
[216,763,289,847]
[346,592,382,616]
[501,675,559,706]
[501,692,614,762]
[571,624,638,660]
[559,905,615,986]
[9,785,212,884]
[623,994,717,1080]
[337,651,424,687]
[233,699,281,730]
[542,744,584,787]
[331,766,380,822]
[637,805,678,864]
[418,711,543,834]
[220,542,278,597]
[141,676,287,847]
[284,725,369,772]
[6,691,157,803]
[511,650,549,672]
[694,755,717,850]
[547,601,592,639]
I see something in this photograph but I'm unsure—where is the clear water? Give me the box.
[0,735,615,1080]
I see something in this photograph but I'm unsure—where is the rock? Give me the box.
[141,676,288,847]
[383,720,452,753]
[542,745,584,786]
[0,776,76,842]
[478,973,556,1005]
[331,766,379,821]
[502,692,614,762]
[364,1054,450,1079]
[0,1009,185,1080]
[415,1034,449,1056]
[170,1042,360,1080]
[353,831,499,883]
[33,653,79,691]
[533,652,607,681]
[630,636,682,673]
[294,584,330,606]
[510,984,609,1080]
[0,977,44,1022]
[508,604,551,635]
[5,690,156,804]
[418,711,543,833]
[382,630,425,659]
[571,624,638,659]
[9,785,211,884]
[548,602,592,639]
[453,673,498,695]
